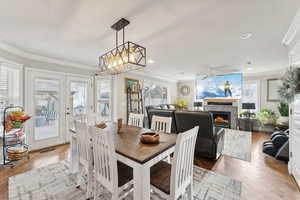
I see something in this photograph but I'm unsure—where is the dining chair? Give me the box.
[77,113,100,125]
[74,120,93,200]
[128,113,144,128]
[150,126,199,200]
[90,126,133,200]
[151,115,172,133]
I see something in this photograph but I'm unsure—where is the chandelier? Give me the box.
[98,18,146,76]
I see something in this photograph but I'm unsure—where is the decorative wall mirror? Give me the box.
[180,85,191,96]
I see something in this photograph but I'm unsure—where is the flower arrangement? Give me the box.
[174,99,188,110]
[257,108,278,125]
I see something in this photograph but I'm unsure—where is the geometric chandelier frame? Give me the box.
[98,18,146,76]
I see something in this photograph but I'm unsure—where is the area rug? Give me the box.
[9,161,241,200]
[223,129,252,162]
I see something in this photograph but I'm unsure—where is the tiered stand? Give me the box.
[1,106,29,168]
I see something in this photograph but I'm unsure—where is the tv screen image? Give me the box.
[196,73,242,99]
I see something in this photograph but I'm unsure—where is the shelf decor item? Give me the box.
[98,18,146,76]
[1,106,31,167]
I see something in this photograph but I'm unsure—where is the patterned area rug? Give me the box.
[223,129,252,162]
[9,161,241,200]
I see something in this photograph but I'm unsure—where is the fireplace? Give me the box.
[211,111,231,128]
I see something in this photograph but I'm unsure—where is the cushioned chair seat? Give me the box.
[117,161,133,187]
[262,144,278,157]
[150,161,171,194]
[272,135,289,148]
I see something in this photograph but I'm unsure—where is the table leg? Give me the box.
[70,135,79,173]
[133,164,151,200]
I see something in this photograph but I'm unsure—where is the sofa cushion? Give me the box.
[174,111,214,139]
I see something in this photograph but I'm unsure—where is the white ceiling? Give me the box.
[0,0,299,79]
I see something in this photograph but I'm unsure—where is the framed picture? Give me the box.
[125,78,139,92]
[267,79,281,102]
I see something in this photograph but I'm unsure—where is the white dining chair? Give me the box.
[90,126,133,200]
[151,115,172,133]
[128,113,144,128]
[76,113,100,125]
[150,126,199,200]
[74,120,93,199]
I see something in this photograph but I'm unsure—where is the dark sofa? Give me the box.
[146,107,225,159]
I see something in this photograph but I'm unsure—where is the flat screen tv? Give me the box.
[196,73,242,99]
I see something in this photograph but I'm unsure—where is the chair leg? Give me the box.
[111,193,118,200]
[93,179,98,200]
[76,165,82,188]
[86,166,93,199]
[187,183,193,200]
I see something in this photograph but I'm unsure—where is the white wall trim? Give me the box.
[282,8,300,46]
[0,41,97,71]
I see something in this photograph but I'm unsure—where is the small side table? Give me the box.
[238,118,255,131]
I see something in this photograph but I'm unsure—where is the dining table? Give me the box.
[70,123,177,200]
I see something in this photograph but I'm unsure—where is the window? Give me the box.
[96,78,112,121]
[0,63,22,130]
[242,80,260,113]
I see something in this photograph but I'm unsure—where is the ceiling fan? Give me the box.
[196,66,241,80]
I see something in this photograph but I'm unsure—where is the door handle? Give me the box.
[66,112,71,115]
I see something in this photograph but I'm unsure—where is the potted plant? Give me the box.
[277,102,289,125]
[257,108,278,125]
[174,99,188,110]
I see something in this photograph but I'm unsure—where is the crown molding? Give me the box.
[128,70,178,82]
[282,8,300,46]
[0,41,97,71]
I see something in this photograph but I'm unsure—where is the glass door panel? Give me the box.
[96,78,112,121]
[34,78,60,140]
[70,81,88,117]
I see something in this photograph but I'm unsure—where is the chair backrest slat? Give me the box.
[74,120,91,165]
[74,113,100,126]
[128,113,144,128]
[90,126,118,193]
[151,115,172,133]
[170,126,199,199]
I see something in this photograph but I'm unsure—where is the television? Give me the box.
[196,73,242,99]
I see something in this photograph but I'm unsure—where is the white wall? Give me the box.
[113,72,177,121]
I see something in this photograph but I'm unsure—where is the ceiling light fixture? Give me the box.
[240,33,252,40]
[98,18,146,76]
[247,67,253,70]
[148,59,154,64]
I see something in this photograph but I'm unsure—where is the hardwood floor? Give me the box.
[0,132,299,200]
[195,132,300,200]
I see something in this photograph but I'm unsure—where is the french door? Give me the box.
[66,76,93,142]
[26,69,66,150]
[26,69,93,150]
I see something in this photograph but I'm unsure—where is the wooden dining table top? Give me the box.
[70,124,177,164]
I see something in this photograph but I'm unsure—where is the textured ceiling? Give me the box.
[0,0,299,79]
